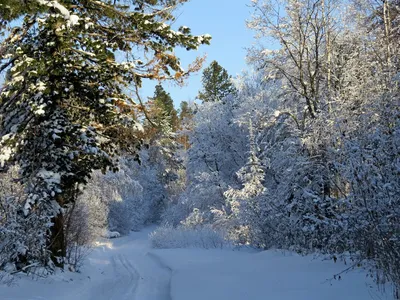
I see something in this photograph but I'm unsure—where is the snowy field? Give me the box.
[0,227,394,300]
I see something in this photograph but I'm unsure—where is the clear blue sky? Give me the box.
[140,0,256,108]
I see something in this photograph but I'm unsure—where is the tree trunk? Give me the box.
[49,212,66,268]
[383,0,392,83]
[49,187,77,268]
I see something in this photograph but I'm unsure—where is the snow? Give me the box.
[68,15,80,26]
[156,249,393,300]
[261,48,275,56]
[34,104,46,115]
[0,227,394,300]
[0,147,12,168]
[36,0,80,26]
[102,230,121,239]
[37,169,61,185]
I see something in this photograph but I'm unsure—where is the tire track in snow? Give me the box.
[84,255,139,300]
[117,254,139,300]
[146,252,173,300]
[146,252,172,273]
[132,251,172,300]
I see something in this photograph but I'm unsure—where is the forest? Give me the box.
[0,0,399,299]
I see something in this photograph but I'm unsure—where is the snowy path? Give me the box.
[0,227,172,300]
[0,226,394,300]
[78,227,172,300]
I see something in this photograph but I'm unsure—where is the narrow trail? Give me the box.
[86,227,172,300]
[0,227,172,300]
[110,254,139,300]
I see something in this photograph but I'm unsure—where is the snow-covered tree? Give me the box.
[224,119,269,246]
[247,0,342,120]
[0,0,210,269]
[186,99,246,216]
[155,0,400,293]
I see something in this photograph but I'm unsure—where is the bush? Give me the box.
[149,225,227,249]
[0,167,50,273]
[78,159,150,236]
[64,201,97,271]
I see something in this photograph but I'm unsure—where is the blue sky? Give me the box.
[140,0,256,108]
[0,1,257,108]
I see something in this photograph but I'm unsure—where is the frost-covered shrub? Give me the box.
[131,150,168,225]
[149,225,227,249]
[0,270,14,285]
[64,198,100,270]
[332,101,400,288]
[77,157,153,236]
[0,167,50,273]
[107,178,145,235]
[180,208,206,228]
[76,177,109,239]
[161,195,192,227]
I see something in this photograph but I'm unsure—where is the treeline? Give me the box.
[159,0,400,295]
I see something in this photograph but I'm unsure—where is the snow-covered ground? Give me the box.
[0,227,394,300]
[156,248,393,300]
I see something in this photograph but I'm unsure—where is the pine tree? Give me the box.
[148,84,178,131]
[197,60,237,102]
[0,0,210,269]
[224,119,268,246]
[177,101,193,149]
[179,101,193,122]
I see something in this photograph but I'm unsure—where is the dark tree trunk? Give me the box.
[49,212,66,268]
[48,187,77,268]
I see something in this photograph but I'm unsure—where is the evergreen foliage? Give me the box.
[197,60,237,102]
[148,84,178,130]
